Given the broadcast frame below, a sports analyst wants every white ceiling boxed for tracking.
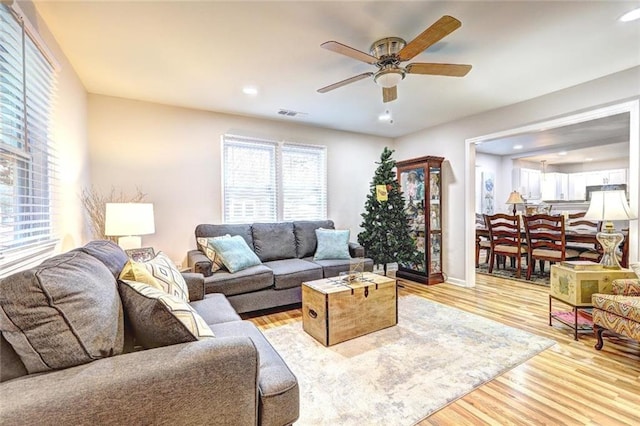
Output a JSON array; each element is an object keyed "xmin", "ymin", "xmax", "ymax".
[
  {"xmin": 476, "ymin": 113, "xmax": 631, "ymax": 165},
  {"xmin": 34, "ymin": 1, "xmax": 640, "ymax": 138}
]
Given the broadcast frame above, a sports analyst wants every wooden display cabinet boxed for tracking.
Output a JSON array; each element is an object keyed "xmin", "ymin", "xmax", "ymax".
[{"xmin": 395, "ymin": 156, "xmax": 444, "ymax": 285}]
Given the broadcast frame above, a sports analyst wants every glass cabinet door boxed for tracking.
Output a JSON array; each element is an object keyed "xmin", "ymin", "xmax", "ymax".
[
  {"xmin": 396, "ymin": 155, "xmax": 444, "ymax": 285},
  {"xmin": 399, "ymin": 167, "xmax": 426, "ymax": 272}
]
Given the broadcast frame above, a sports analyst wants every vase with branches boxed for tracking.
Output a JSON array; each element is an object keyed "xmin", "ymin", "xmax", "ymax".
[{"xmin": 80, "ymin": 187, "xmax": 146, "ymax": 240}]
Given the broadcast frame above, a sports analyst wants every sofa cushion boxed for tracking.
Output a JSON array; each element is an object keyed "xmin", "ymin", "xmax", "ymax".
[
  {"xmin": 293, "ymin": 220, "xmax": 334, "ymax": 258},
  {"xmin": 76, "ymin": 239, "xmax": 129, "ymax": 278},
  {"xmin": 119, "ymin": 280, "xmax": 214, "ymax": 349},
  {"xmin": 0, "ymin": 333, "xmax": 27, "ymax": 382},
  {"xmin": 211, "ymin": 235, "xmax": 262, "ymax": 273},
  {"xmin": 0, "ymin": 251, "xmax": 124, "ymax": 374},
  {"xmin": 120, "ymin": 252, "xmax": 190, "ymax": 302},
  {"xmin": 204, "ymin": 264, "xmax": 274, "ymax": 296},
  {"xmin": 209, "ymin": 320, "xmax": 299, "ymax": 426},
  {"xmin": 252, "ymin": 222, "xmax": 297, "ymax": 262},
  {"xmin": 197, "ymin": 237, "xmax": 226, "ymax": 272},
  {"xmin": 264, "ymin": 259, "xmax": 323, "ymax": 290},
  {"xmin": 190, "ymin": 293, "xmax": 242, "ymax": 325},
  {"xmin": 593, "ymin": 294, "xmax": 640, "ymax": 322},
  {"xmin": 196, "ymin": 223, "xmax": 254, "ymax": 249},
  {"xmin": 314, "ymin": 228, "xmax": 351, "ymax": 260},
  {"xmin": 310, "ymin": 257, "xmax": 375, "ymax": 278}
]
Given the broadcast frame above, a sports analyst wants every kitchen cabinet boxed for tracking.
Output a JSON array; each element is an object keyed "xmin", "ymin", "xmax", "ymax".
[
  {"xmin": 513, "ymin": 168, "xmax": 541, "ymax": 200},
  {"xmin": 541, "ymin": 172, "xmax": 569, "ymax": 200}
]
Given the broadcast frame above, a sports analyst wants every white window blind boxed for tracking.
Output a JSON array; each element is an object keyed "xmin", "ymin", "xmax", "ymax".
[
  {"xmin": 1, "ymin": 3, "xmax": 58, "ymax": 276},
  {"xmin": 222, "ymin": 135, "xmax": 327, "ymax": 223}
]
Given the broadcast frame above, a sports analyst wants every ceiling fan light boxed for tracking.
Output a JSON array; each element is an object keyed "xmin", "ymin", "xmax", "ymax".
[{"xmin": 374, "ymin": 69, "xmax": 405, "ymax": 88}]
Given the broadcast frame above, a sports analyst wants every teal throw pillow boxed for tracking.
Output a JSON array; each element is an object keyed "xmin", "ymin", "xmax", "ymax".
[
  {"xmin": 210, "ymin": 235, "xmax": 261, "ymax": 273},
  {"xmin": 314, "ymin": 229, "xmax": 350, "ymax": 260}
]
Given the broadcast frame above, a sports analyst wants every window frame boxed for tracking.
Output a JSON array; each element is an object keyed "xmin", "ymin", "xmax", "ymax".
[
  {"xmin": 221, "ymin": 134, "xmax": 327, "ymax": 224},
  {"xmin": 0, "ymin": 3, "xmax": 59, "ymax": 277}
]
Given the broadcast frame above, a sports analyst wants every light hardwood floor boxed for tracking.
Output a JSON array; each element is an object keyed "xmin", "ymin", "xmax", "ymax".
[{"xmin": 245, "ymin": 273, "xmax": 640, "ymax": 425}]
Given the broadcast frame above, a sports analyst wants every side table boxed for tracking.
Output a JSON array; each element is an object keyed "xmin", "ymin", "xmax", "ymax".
[{"xmin": 549, "ymin": 264, "xmax": 636, "ymax": 340}]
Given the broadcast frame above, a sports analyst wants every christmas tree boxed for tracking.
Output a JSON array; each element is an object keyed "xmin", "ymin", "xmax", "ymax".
[{"xmin": 358, "ymin": 147, "xmax": 420, "ymax": 274}]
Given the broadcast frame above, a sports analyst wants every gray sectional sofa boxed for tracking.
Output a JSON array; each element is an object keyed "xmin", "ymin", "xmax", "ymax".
[
  {"xmin": 0, "ymin": 240, "xmax": 298, "ymax": 426},
  {"xmin": 187, "ymin": 220, "xmax": 375, "ymax": 313}
]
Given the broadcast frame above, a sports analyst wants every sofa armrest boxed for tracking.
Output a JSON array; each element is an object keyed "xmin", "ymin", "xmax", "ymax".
[
  {"xmin": 188, "ymin": 249, "xmax": 212, "ymax": 277},
  {"xmin": 612, "ymin": 278, "xmax": 640, "ymax": 296},
  {"xmin": 348, "ymin": 242, "xmax": 365, "ymax": 258},
  {"xmin": 0, "ymin": 337, "xmax": 259, "ymax": 426},
  {"xmin": 182, "ymin": 272, "xmax": 205, "ymax": 301}
]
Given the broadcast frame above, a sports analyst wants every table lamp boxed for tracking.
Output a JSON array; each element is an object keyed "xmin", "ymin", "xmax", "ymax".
[
  {"xmin": 505, "ymin": 191, "xmax": 525, "ymax": 215},
  {"xmin": 104, "ymin": 203, "xmax": 155, "ymax": 249},
  {"xmin": 583, "ymin": 190, "xmax": 636, "ymax": 269}
]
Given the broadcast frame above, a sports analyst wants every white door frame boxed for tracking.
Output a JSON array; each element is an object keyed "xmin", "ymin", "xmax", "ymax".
[{"xmin": 465, "ymin": 100, "xmax": 639, "ymax": 287}]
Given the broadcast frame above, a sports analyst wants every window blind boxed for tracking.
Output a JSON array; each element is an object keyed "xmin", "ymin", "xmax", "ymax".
[
  {"xmin": 1, "ymin": 4, "xmax": 58, "ymax": 276},
  {"xmin": 281, "ymin": 143, "xmax": 327, "ymax": 220},
  {"xmin": 222, "ymin": 135, "xmax": 327, "ymax": 223}
]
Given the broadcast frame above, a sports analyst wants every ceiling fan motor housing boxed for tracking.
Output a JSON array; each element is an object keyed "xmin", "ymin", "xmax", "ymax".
[
  {"xmin": 370, "ymin": 37, "xmax": 407, "ymax": 88},
  {"xmin": 370, "ymin": 37, "xmax": 407, "ymax": 61}
]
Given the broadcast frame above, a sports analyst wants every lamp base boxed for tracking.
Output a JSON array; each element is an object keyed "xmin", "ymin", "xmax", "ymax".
[
  {"xmin": 595, "ymin": 225, "xmax": 623, "ymax": 269},
  {"xmin": 117, "ymin": 236, "xmax": 142, "ymax": 250}
]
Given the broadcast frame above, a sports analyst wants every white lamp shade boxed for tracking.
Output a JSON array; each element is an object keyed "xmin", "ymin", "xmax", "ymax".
[
  {"xmin": 104, "ymin": 203, "xmax": 155, "ymax": 236},
  {"xmin": 505, "ymin": 191, "xmax": 525, "ymax": 205},
  {"xmin": 583, "ymin": 190, "xmax": 637, "ymax": 221}
]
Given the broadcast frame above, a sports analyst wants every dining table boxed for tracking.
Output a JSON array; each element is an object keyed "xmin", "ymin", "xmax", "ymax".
[{"xmin": 475, "ymin": 226, "xmax": 630, "ymax": 268}]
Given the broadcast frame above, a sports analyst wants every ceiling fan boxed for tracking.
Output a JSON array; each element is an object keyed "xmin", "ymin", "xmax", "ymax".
[{"xmin": 317, "ymin": 15, "xmax": 472, "ymax": 103}]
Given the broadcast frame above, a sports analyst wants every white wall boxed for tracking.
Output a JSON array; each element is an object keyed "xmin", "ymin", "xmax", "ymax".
[
  {"xmin": 87, "ymin": 95, "xmax": 391, "ymax": 264},
  {"xmin": 24, "ymin": 1, "xmax": 90, "ymax": 252},
  {"xmin": 474, "ymin": 152, "xmax": 511, "ymax": 214},
  {"xmin": 394, "ymin": 66, "xmax": 640, "ymax": 285}
]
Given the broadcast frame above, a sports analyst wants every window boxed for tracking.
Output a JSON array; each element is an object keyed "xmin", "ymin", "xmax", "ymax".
[
  {"xmin": 222, "ymin": 135, "xmax": 327, "ymax": 223},
  {"xmin": 1, "ymin": 4, "xmax": 58, "ymax": 276}
]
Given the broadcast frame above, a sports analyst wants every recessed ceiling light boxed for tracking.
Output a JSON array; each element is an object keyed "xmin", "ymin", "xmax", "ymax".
[
  {"xmin": 242, "ymin": 86, "xmax": 258, "ymax": 96},
  {"xmin": 513, "ymin": 144, "xmax": 523, "ymax": 150},
  {"xmin": 620, "ymin": 7, "xmax": 640, "ymax": 22},
  {"xmin": 558, "ymin": 151, "xmax": 567, "ymax": 156},
  {"xmin": 378, "ymin": 110, "xmax": 392, "ymax": 121},
  {"xmin": 585, "ymin": 158, "xmax": 593, "ymax": 162}
]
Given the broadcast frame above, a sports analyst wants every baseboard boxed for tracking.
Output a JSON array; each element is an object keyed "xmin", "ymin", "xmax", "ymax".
[{"xmin": 446, "ymin": 276, "xmax": 473, "ymax": 287}]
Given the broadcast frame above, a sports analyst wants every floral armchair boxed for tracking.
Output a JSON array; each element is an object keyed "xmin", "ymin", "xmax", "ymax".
[{"xmin": 592, "ymin": 268, "xmax": 640, "ymax": 350}]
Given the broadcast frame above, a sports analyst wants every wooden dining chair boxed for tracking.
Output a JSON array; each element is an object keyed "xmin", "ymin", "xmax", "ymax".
[
  {"xmin": 523, "ymin": 214, "xmax": 581, "ymax": 280},
  {"xmin": 566, "ymin": 211, "xmax": 601, "ymax": 259},
  {"xmin": 475, "ymin": 213, "xmax": 491, "ymax": 267},
  {"xmin": 484, "ymin": 213, "xmax": 527, "ymax": 278}
]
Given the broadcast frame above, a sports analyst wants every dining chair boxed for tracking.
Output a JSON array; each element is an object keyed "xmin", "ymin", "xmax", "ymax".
[
  {"xmin": 484, "ymin": 213, "xmax": 527, "ymax": 278},
  {"xmin": 475, "ymin": 213, "xmax": 491, "ymax": 267},
  {"xmin": 523, "ymin": 214, "xmax": 581, "ymax": 280},
  {"xmin": 565, "ymin": 211, "xmax": 601, "ymax": 259}
]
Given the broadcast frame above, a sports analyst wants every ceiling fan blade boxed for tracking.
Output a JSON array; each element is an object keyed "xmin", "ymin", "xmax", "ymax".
[
  {"xmin": 398, "ymin": 15, "xmax": 462, "ymax": 61},
  {"xmin": 317, "ymin": 72, "xmax": 374, "ymax": 93},
  {"xmin": 382, "ymin": 86, "xmax": 397, "ymax": 103},
  {"xmin": 321, "ymin": 41, "xmax": 379, "ymax": 64},
  {"xmin": 406, "ymin": 63, "xmax": 472, "ymax": 77}
]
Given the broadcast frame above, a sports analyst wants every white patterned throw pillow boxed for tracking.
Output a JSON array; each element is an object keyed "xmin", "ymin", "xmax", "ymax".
[
  {"xmin": 197, "ymin": 236, "xmax": 227, "ymax": 272},
  {"xmin": 120, "ymin": 251, "xmax": 189, "ymax": 302},
  {"xmin": 118, "ymin": 280, "xmax": 214, "ymax": 349}
]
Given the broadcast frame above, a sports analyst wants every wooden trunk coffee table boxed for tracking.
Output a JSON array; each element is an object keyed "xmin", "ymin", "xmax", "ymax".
[{"xmin": 301, "ymin": 272, "xmax": 397, "ymax": 346}]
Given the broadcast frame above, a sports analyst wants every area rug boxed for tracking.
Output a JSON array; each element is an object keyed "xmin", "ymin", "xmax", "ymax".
[
  {"xmin": 262, "ymin": 295, "xmax": 555, "ymax": 425},
  {"xmin": 476, "ymin": 262, "xmax": 550, "ymax": 286}
]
